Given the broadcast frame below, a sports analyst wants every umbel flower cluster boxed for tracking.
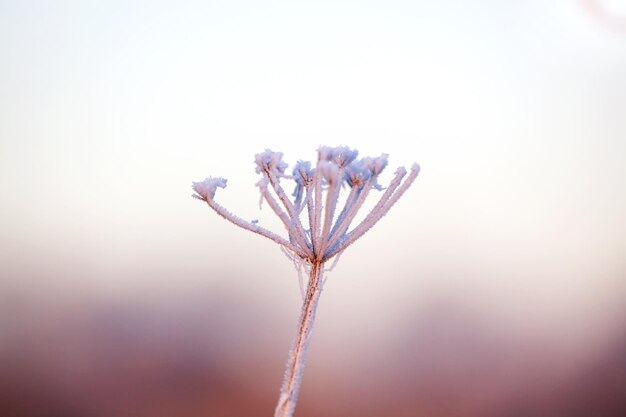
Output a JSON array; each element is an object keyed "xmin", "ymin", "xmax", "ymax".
[
  {"xmin": 192, "ymin": 146, "xmax": 419, "ymax": 263},
  {"xmin": 192, "ymin": 146, "xmax": 419, "ymax": 417}
]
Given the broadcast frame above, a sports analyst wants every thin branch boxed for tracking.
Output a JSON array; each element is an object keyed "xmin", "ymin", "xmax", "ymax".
[
  {"xmin": 325, "ymin": 163, "xmax": 419, "ymax": 260},
  {"xmin": 324, "ymin": 167, "xmax": 407, "ymax": 258},
  {"xmin": 280, "ymin": 246, "xmax": 308, "ymax": 300},
  {"xmin": 266, "ymin": 170, "xmax": 312, "ymax": 251},
  {"xmin": 328, "ymin": 185, "xmax": 359, "ymax": 238},
  {"xmin": 364, "ymin": 166, "xmax": 408, "ymax": 221},
  {"xmin": 310, "ymin": 167, "xmax": 323, "ymax": 257},
  {"xmin": 205, "ymin": 198, "xmax": 309, "ymax": 259},
  {"xmin": 318, "ymin": 168, "xmax": 343, "ymax": 258},
  {"xmin": 324, "ymin": 251, "xmax": 342, "ymax": 273},
  {"xmin": 304, "ymin": 180, "xmax": 316, "ymax": 248},
  {"xmin": 258, "ymin": 179, "xmax": 312, "ymax": 257},
  {"xmin": 296, "ymin": 180, "xmax": 313, "ymax": 217},
  {"xmin": 322, "ymin": 252, "xmax": 341, "ymax": 286},
  {"xmin": 322, "ymin": 179, "xmax": 374, "ymax": 256},
  {"xmin": 357, "ymin": 163, "xmax": 419, "ymax": 236}
]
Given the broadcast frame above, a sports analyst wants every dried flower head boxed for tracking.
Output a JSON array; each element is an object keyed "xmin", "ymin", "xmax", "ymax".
[
  {"xmin": 192, "ymin": 145, "xmax": 420, "ymax": 417},
  {"xmin": 255, "ymin": 149, "xmax": 288, "ymax": 176},
  {"xmin": 191, "ymin": 177, "xmax": 227, "ymax": 201}
]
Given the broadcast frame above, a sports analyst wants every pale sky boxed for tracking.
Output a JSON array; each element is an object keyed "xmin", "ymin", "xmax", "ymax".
[{"xmin": 1, "ymin": 1, "xmax": 625, "ymax": 345}]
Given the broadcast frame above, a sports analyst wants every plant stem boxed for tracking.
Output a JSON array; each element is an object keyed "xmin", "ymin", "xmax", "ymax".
[{"xmin": 274, "ymin": 261, "xmax": 325, "ymax": 417}]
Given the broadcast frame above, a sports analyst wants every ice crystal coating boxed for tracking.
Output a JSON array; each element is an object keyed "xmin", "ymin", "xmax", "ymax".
[
  {"xmin": 317, "ymin": 160, "xmax": 340, "ymax": 184},
  {"xmin": 344, "ymin": 159, "xmax": 372, "ymax": 188},
  {"xmin": 362, "ymin": 154, "xmax": 389, "ymax": 190},
  {"xmin": 191, "ymin": 177, "xmax": 227, "ymax": 201},
  {"xmin": 365, "ymin": 153, "xmax": 389, "ymax": 175},
  {"xmin": 318, "ymin": 145, "xmax": 359, "ymax": 168},
  {"xmin": 292, "ymin": 160, "xmax": 313, "ymax": 206},
  {"xmin": 193, "ymin": 146, "xmax": 419, "ymax": 262},
  {"xmin": 293, "ymin": 160, "xmax": 313, "ymax": 184},
  {"xmin": 255, "ymin": 149, "xmax": 288, "ymax": 176}
]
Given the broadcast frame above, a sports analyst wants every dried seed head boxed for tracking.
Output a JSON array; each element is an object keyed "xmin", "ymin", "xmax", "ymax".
[
  {"xmin": 293, "ymin": 160, "xmax": 313, "ymax": 185},
  {"xmin": 292, "ymin": 160, "xmax": 313, "ymax": 204},
  {"xmin": 344, "ymin": 160, "xmax": 371, "ymax": 188},
  {"xmin": 192, "ymin": 177, "xmax": 227, "ymax": 201},
  {"xmin": 318, "ymin": 146, "xmax": 359, "ymax": 168},
  {"xmin": 255, "ymin": 150, "xmax": 288, "ymax": 176},
  {"xmin": 193, "ymin": 146, "xmax": 419, "ymax": 263},
  {"xmin": 363, "ymin": 153, "xmax": 389, "ymax": 176},
  {"xmin": 317, "ymin": 160, "xmax": 340, "ymax": 185},
  {"xmin": 361, "ymin": 154, "xmax": 389, "ymax": 190}
]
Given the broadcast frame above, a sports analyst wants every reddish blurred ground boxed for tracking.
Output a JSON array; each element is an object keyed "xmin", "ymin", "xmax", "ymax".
[{"xmin": 1, "ymin": 282, "xmax": 625, "ymax": 417}]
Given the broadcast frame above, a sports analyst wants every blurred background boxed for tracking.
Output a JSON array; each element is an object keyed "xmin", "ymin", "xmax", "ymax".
[{"xmin": 1, "ymin": 1, "xmax": 625, "ymax": 416}]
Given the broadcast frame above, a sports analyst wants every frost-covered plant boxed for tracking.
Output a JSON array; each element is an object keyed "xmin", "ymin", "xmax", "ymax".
[{"xmin": 192, "ymin": 146, "xmax": 420, "ymax": 417}]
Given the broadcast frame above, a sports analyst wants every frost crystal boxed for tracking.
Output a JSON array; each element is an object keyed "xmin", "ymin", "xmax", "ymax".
[
  {"xmin": 191, "ymin": 177, "xmax": 227, "ymax": 201},
  {"xmin": 318, "ymin": 145, "xmax": 359, "ymax": 167},
  {"xmin": 255, "ymin": 150, "xmax": 288, "ymax": 176}
]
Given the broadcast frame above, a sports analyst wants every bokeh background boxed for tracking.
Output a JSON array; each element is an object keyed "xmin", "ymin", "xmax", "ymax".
[{"xmin": 1, "ymin": 1, "xmax": 626, "ymax": 416}]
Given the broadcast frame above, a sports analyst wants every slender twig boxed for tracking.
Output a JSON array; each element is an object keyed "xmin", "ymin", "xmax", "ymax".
[
  {"xmin": 325, "ymin": 163, "xmax": 420, "ymax": 260},
  {"xmin": 318, "ymin": 167, "xmax": 343, "ymax": 257},
  {"xmin": 258, "ymin": 179, "xmax": 312, "ymax": 256},
  {"xmin": 323, "ymin": 179, "xmax": 373, "ymax": 253},
  {"xmin": 265, "ymin": 169, "xmax": 312, "ymax": 251},
  {"xmin": 329, "ymin": 185, "xmax": 359, "ymax": 238},
  {"xmin": 205, "ymin": 198, "xmax": 309, "ymax": 259},
  {"xmin": 310, "ymin": 166, "xmax": 323, "ymax": 256}
]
